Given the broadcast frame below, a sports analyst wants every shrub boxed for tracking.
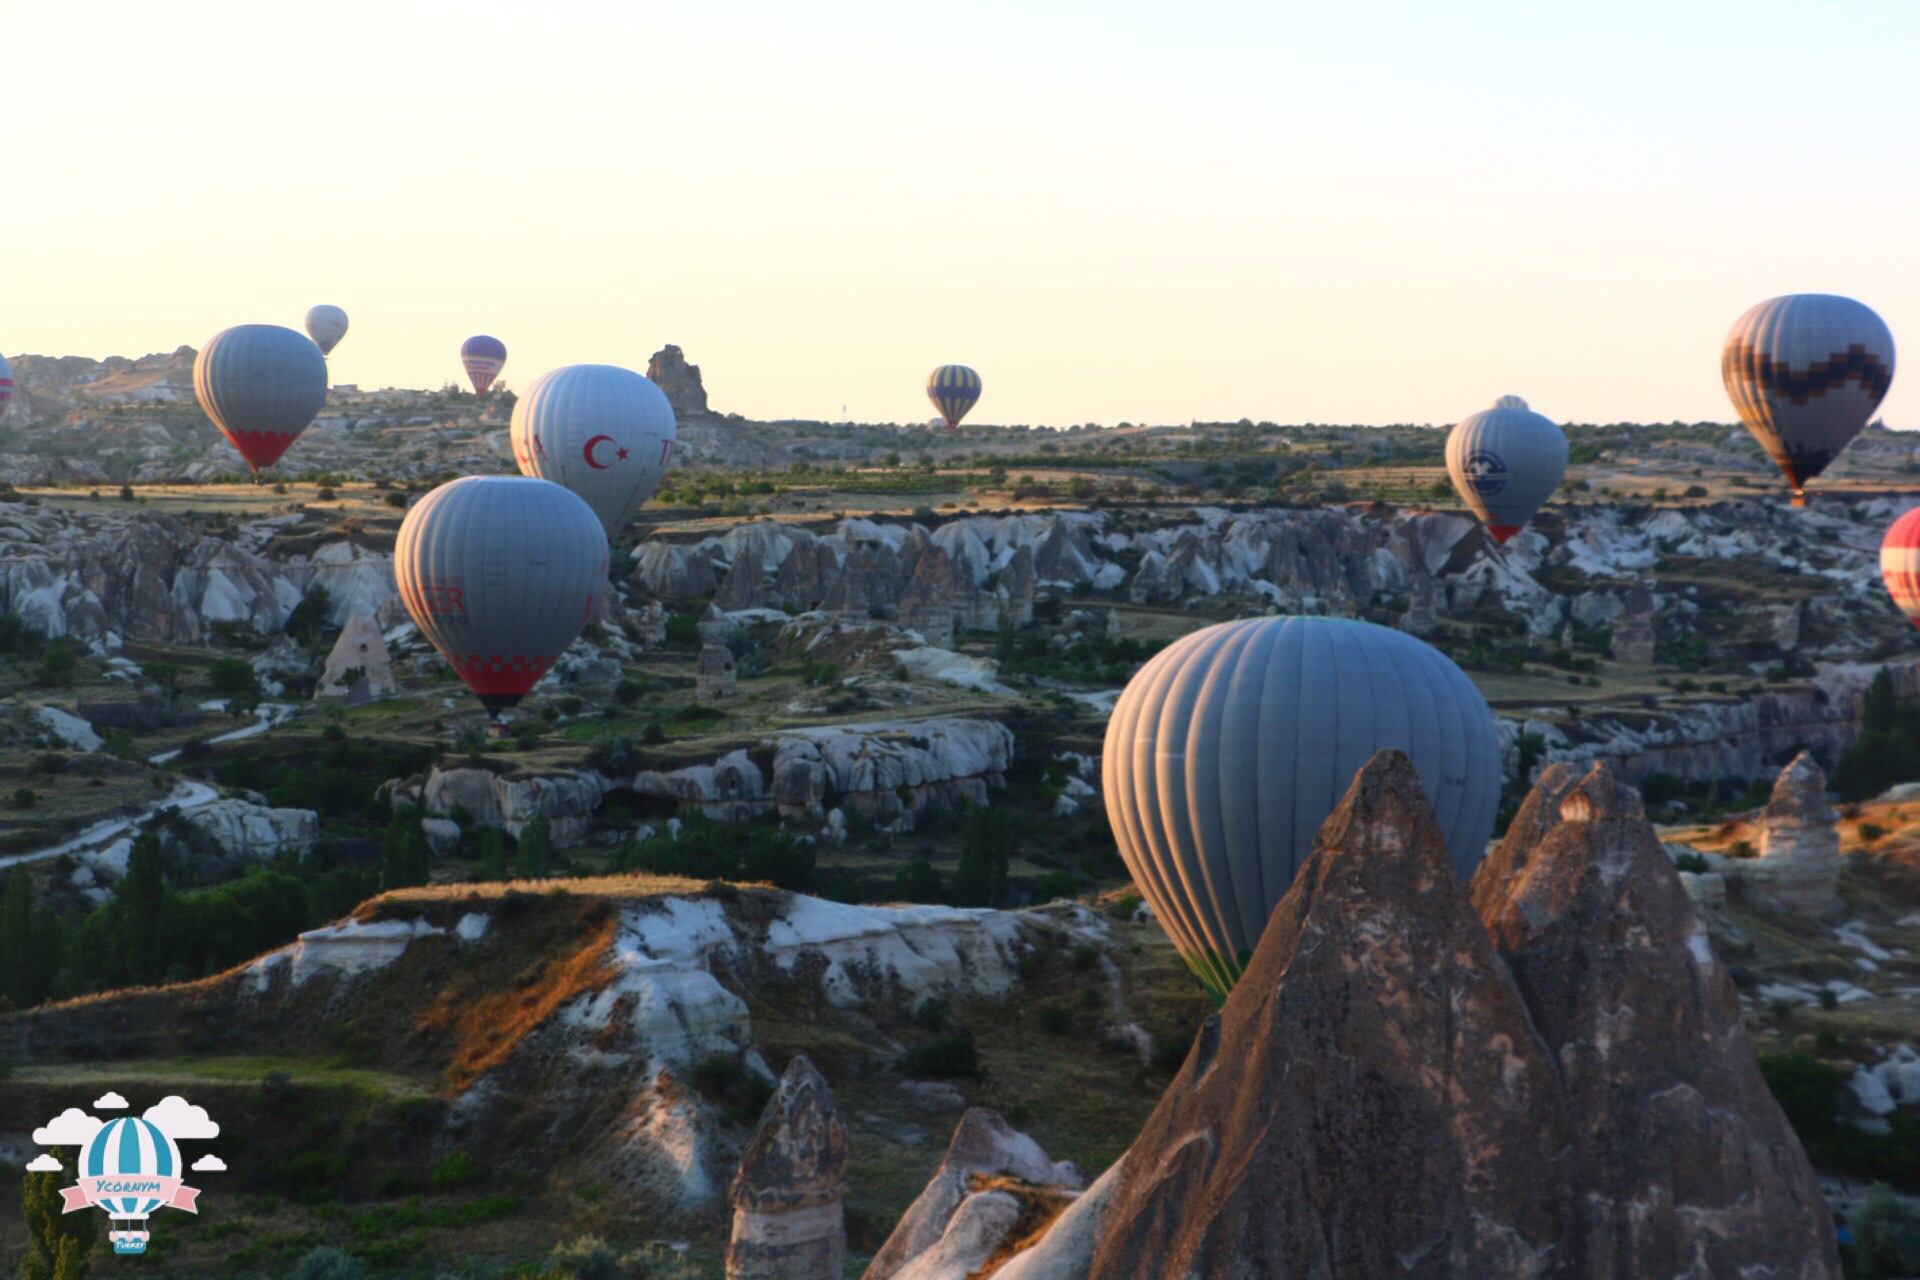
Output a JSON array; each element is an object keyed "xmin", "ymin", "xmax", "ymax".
[
  {"xmin": 290, "ymin": 1247, "xmax": 368, "ymax": 1280},
  {"xmin": 893, "ymin": 857, "xmax": 943, "ymax": 903},
  {"xmin": 1819, "ymin": 988, "xmax": 1840, "ymax": 1010},
  {"xmin": 641, "ymin": 720, "xmax": 666, "ymax": 745},
  {"xmin": 614, "ymin": 677, "xmax": 644, "ymax": 705},
  {"xmin": 546, "ymin": 1235, "xmax": 624, "ymax": 1280},
  {"xmin": 1672, "ymin": 850, "xmax": 1709, "ymax": 875},
  {"xmin": 118, "ymin": 483, "xmax": 136, "ymax": 502},
  {"xmin": 1109, "ymin": 892, "xmax": 1142, "ymax": 921},
  {"xmin": 430, "ymin": 1150, "xmax": 480, "ymax": 1189},
  {"xmin": 1849, "ymin": 1184, "xmax": 1920, "ymax": 1278},
  {"xmin": 1861, "ymin": 822, "xmax": 1888, "ymax": 843},
  {"xmin": 1758, "ymin": 1051, "xmax": 1845, "ymax": 1145},
  {"xmin": 12, "ymin": 788, "xmax": 36, "ymax": 810},
  {"xmin": 1037, "ymin": 1002, "xmax": 1071, "ymax": 1034},
  {"xmin": 900, "ymin": 1030, "xmax": 979, "ymax": 1078},
  {"xmin": 383, "ymin": 491, "xmax": 408, "ymax": 509}
]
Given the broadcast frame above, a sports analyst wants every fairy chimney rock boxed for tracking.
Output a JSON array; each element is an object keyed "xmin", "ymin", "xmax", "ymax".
[
  {"xmin": 726, "ymin": 1055, "xmax": 849, "ymax": 1280},
  {"xmin": 1744, "ymin": 751, "xmax": 1842, "ymax": 914},
  {"xmin": 698, "ymin": 643, "xmax": 738, "ymax": 697}
]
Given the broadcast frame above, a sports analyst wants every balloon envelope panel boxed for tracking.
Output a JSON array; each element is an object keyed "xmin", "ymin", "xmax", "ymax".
[
  {"xmin": 193, "ymin": 325, "xmax": 330, "ymax": 473},
  {"xmin": 1883, "ymin": 508, "xmax": 1920, "ymax": 628},
  {"xmin": 304, "ymin": 305, "xmax": 349, "ymax": 355},
  {"xmin": 509, "ymin": 364, "xmax": 677, "ymax": 539},
  {"xmin": 1102, "ymin": 616, "xmax": 1501, "ymax": 999},
  {"xmin": 461, "ymin": 335, "xmax": 508, "ymax": 395},
  {"xmin": 926, "ymin": 364, "xmax": 982, "ymax": 427},
  {"xmin": 1445, "ymin": 399, "xmax": 1568, "ymax": 542},
  {"xmin": 395, "ymin": 477, "xmax": 608, "ymax": 711},
  {"xmin": 84, "ymin": 1117, "xmax": 179, "ymax": 1220},
  {"xmin": 0, "ymin": 352, "xmax": 12, "ymax": 413},
  {"xmin": 1722, "ymin": 294, "xmax": 1895, "ymax": 498}
]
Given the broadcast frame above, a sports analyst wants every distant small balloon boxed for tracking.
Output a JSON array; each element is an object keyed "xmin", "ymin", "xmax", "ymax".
[
  {"xmin": 304, "ymin": 305, "xmax": 349, "ymax": 356},
  {"xmin": 461, "ymin": 335, "xmax": 507, "ymax": 396},
  {"xmin": 1882, "ymin": 508, "xmax": 1920, "ymax": 629},
  {"xmin": 1722, "ymin": 294, "xmax": 1895, "ymax": 507},
  {"xmin": 1444, "ymin": 396, "xmax": 1568, "ymax": 544},
  {"xmin": 193, "ymin": 325, "xmax": 329, "ymax": 477},
  {"xmin": 0, "ymin": 352, "xmax": 13, "ymax": 416},
  {"xmin": 927, "ymin": 365, "xmax": 981, "ymax": 429}
]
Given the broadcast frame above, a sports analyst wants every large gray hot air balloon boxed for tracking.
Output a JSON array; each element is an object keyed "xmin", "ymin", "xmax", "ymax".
[
  {"xmin": 1444, "ymin": 396, "xmax": 1568, "ymax": 544},
  {"xmin": 395, "ymin": 477, "xmax": 608, "ymax": 719},
  {"xmin": 304, "ymin": 305, "xmax": 349, "ymax": 356},
  {"xmin": 192, "ymin": 325, "xmax": 330, "ymax": 477},
  {"xmin": 510, "ymin": 364, "xmax": 677, "ymax": 541},
  {"xmin": 1103, "ymin": 616, "xmax": 1501, "ymax": 1001},
  {"xmin": 1722, "ymin": 293, "xmax": 1895, "ymax": 507}
]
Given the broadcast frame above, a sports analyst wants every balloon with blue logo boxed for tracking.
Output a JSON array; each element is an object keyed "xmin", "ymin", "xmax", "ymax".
[
  {"xmin": 85, "ymin": 1117, "xmax": 181, "ymax": 1222},
  {"xmin": 1444, "ymin": 395, "xmax": 1567, "ymax": 545}
]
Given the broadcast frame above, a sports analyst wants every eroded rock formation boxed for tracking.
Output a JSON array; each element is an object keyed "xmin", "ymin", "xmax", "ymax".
[
  {"xmin": 727, "ymin": 1055, "xmax": 849, "ymax": 1280},
  {"xmin": 914, "ymin": 752, "xmax": 1838, "ymax": 1279},
  {"xmin": 647, "ymin": 344, "xmax": 711, "ymax": 416}
]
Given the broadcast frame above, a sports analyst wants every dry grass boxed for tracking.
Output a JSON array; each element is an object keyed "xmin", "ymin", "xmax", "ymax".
[
  {"xmin": 966, "ymin": 1173, "xmax": 1078, "ymax": 1278},
  {"xmin": 417, "ymin": 906, "xmax": 622, "ymax": 1089},
  {"xmin": 360, "ymin": 872, "xmax": 713, "ymax": 910}
]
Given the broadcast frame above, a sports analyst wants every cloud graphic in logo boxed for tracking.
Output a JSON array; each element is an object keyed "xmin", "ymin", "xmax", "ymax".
[
  {"xmin": 190, "ymin": 1155, "xmax": 227, "ymax": 1172},
  {"xmin": 33, "ymin": 1109, "xmax": 103, "ymax": 1146},
  {"xmin": 26, "ymin": 1154, "xmax": 63, "ymax": 1172},
  {"xmin": 144, "ymin": 1095, "xmax": 219, "ymax": 1140},
  {"xmin": 92, "ymin": 1092, "xmax": 129, "ymax": 1110}
]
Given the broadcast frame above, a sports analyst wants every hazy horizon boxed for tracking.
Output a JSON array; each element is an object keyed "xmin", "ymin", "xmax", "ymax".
[{"xmin": 11, "ymin": 0, "xmax": 1918, "ymax": 429}]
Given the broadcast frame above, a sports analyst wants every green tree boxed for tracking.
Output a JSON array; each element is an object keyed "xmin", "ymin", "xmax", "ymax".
[
  {"xmin": 1837, "ymin": 668, "xmax": 1920, "ymax": 802},
  {"xmin": 1, "ymin": 869, "xmax": 31, "ymax": 1008},
  {"xmin": 380, "ymin": 814, "xmax": 432, "ymax": 890},
  {"xmin": 952, "ymin": 806, "xmax": 1012, "ymax": 907},
  {"xmin": 515, "ymin": 813, "xmax": 555, "ymax": 879},
  {"xmin": 22, "ymin": 1149, "xmax": 98, "ymax": 1280},
  {"xmin": 893, "ymin": 857, "xmax": 943, "ymax": 903},
  {"xmin": 37, "ymin": 640, "xmax": 77, "ymax": 688},
  {"xmin": 475, "ymin": 828, "xmax": 508, "ymax": 881},
  {"xmin": 121, "ymin": 834, "xmax": 167, "ymax": 985},
  {"xmin": 283, "ymin": 583, "xmax": 333, "ymax": 647}
]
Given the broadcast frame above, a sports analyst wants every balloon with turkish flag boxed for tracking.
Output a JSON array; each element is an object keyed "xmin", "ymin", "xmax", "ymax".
[{"xmin": 508, "ymin": 364, "xmax": 677, "ymax": 540}]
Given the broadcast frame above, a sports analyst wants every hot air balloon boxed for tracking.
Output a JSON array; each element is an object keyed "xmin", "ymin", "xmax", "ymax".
[
  {"xmin": 509, "ymin": 364, "xmax": 677, "ymax": 540},
  {"xmin": 927, "ymin": 365, "xmax": 981, "ymax": 429},
  {"xmin": 461, "ymin": 335, "xmax": 507, "ymax": 396},
  {"xmin": 0, "ymin": 352, "xmax": 13, "ymax": 416},
  {"xmin": 1444, "ymin": 396, "xmax": 1568, "ymax": 544},
  {"xmin": 304, "ymin": 305, "xmax": 349, "ymax": 356},
  {"xmin": 193, "ymin": 325, "xmax": 329, "ymax": 478},
  {"xmin": 1882, "ymin": 508, "xmax": 1920, "ymax": 629},
  {"xmin": 84, "ymin": 1116, "xmax": 182, "ymax": 1252},
  {"xmin": 395, "ymin": 477, "xmax": 608, "ymax": 719},
  {"xmin": 1722, "ymin": 294, "xmax": 1895, "ymax": 507},
  {"xmin": 1103, "ymin": 616, "xmax": 1501, "ymax": 1001}
]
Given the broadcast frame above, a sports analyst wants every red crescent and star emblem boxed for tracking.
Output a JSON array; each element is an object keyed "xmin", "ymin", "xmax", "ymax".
[{"xmin": 584, "ymin": 434, "xmax": 618, "ymax": 470}]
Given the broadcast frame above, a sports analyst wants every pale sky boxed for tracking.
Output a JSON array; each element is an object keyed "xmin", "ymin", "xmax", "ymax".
[{"xmin": 8, "ymin": 0, "xmax": 1918, "ymax": 428}]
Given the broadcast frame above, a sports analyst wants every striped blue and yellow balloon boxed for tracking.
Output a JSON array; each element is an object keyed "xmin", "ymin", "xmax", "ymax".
[
  {"xmin": 926, "ymin": 365, "xmax": 982, "ymax": 429},
  {"xmin": 85, "ymin": 1117, "xmax": 181, "ymax": 1220}
]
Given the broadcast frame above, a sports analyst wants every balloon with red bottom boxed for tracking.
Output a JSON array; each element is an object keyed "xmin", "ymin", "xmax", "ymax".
[{"xmin": 395, "ymin": 477, "xmax": 608, "ymax": 721}]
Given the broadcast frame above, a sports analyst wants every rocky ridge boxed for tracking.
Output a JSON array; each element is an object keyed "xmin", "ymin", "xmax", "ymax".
[{"xmin": 887, "ymin": 752, "xmax": 1838, "ymax": 1279}]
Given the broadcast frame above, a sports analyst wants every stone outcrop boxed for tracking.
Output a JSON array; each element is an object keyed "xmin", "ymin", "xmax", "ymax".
[
  {"xmin": 769, "ymin": 720, "xmax": 1015, "ymax": 826},
  {"xmin": 1472, "ymin": 761, "xmax": 1838, "ymax": 1277},
  {"xmin": 404, "ymin": 767, "xmax": 609, "ymax": 844},
  {"xmin": 1736, "ymin": 751, "xmax": 1843, "ymax": 914},
  {"xmin": 863, "ymin": 1109, "xmax": 1081, "ymax": 1280},
  {"xmin": 727, "ymin": 1055, "xmax": 848, "ymax": 1280},
  {"xmin": 1610, "ymin": 585, "xmax": 1656, "ymax": 664},
  {"xmin": 944, "ymin": 753, "xmax": 1837, "ymax": 1279},
  {"xmin": 178, "ymin": 800, "xmax": 320, "ymax": 862},
  {"xmin": 647, "ymin": 344, "xmax": 710, "ymax": 416}
]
